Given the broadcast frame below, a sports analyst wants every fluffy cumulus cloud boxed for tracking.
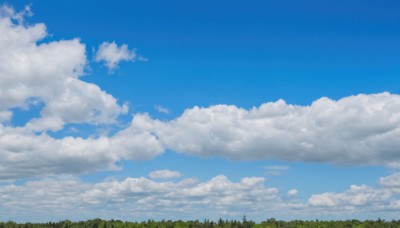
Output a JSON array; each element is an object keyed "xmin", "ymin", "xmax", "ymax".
[
  {"xmin": 130, "ymin": 92, "xmax": 400, "ymax": 166},
  {"xmin": 380, "ymin": 173, "xmax": 400, "ymax": 188},
  {"xmin": 2, "ymin": 172, "xmax": 400, "ymax": 222},
  {"xmin": 0, "ymin": 5, "xmax": 162, "ymax": 181},
  {"xmin": 149, "ymin": 169, "xmax": 181, "ymax": 179},
  {"xmin": 0, "ymin": 124, "xmax": 164, "ymax": 181},
  {"xmin": 95, "ymin": 41, "xmax": 144, "ymax": 72},
  {"xmin": 307, "ymin": 172, "xmax": 400, "ymax": 217},
  {"xmin": 0, "ymin": 5, "xmax": 127, "ymax": 131},
  {"xmin": 0, "ymin": 174, "xmax": 284, "ymax": 222}
]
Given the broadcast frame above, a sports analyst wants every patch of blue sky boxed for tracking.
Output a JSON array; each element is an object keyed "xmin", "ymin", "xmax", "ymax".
[{"xmin": 9, "ymin": 98, "xmax": 44, "ymax": 127}]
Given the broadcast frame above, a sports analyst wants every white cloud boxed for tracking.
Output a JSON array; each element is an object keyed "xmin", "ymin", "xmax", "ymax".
[
  {"xmin": 0, "ymin": 110, "xmax": 12, "ymax": 123},
  {"xmin": 149, "ymin": 169, "xmax": 181, "ymax": 179},
  {"xmin": 3, "ymin": 172, "xmax": 400, "ymax": 222},
  {"xmin": 288, "ymin": 189, "xmax": 298, "ymax": 196},
  {"xmin": 95, "ymin": 41, "xmax": 144, "ymax": 72},
  {"xmin": 0, "ymin": 5, "xmax": 163, "ymax": 181},
  {"xmin": 307, "ymin": 172, "xmax": 400, "ymax": 216},
  {"xmin": 380, "ymin": 173, "xmax": 400, "ymax": 188},
  {"xmin": 131, "ymin": 92, "xmax": 400, "ymax": 166},
  {"xmin": 155, "ymin": 104, "xmax": 170, "ymax": 114},
  {"xmin": 0, "ymin": 5, "xmax": 127, "ymax": 131},
  {"xmin": 0, "ymin": 4, "xmax": 32, "ymax": 24},
  {"xmin": 0, "ymin": 124, "xmax": 164, "ymax": 181},
  {"xmin": 0, "ymin": 5, "xmax": 164, "ymax": 181},
  {"xmin": 0, "ymin": 175, "xmax": 283, "ymax": 222}
]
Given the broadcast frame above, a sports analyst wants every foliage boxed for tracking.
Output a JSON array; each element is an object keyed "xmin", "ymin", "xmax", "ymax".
[{"xmin": 0, "ymin": 218, "xmax": 399, "ymax": 228}]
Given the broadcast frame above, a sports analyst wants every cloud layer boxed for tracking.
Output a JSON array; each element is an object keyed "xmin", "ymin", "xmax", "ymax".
[
  {"xmin": 0, "ymin": 174, "xmax": 282, "ymax": 222},
  {"xmin": 0, "ymin": 124, "xmax": 164, "ymax": 180},
  {"xmin": 132, "ymin": 92, "xmax": 400, "ymax": 166},
  {"xmin": 308, "ymin": 172, "xmax": 400, "ymax": 216},
  {"xmin": 2, "ymin": 172, "xmax": 400, "ymax": 222}
]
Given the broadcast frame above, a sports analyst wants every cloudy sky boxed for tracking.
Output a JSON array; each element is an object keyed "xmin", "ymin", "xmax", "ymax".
[{"xmin": 1, "ymin": 0, "xmax": 400, "ymax": 223}]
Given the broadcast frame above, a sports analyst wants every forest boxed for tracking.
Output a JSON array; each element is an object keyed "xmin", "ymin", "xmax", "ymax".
[{"xmin": 1, "ymin": 218, "xmax": 399, "ymax": 228}]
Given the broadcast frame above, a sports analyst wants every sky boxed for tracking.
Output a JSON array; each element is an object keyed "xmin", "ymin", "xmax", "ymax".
[{"xmin": 1, "ymin": 0, "xmax": 400, "ymax": 223}]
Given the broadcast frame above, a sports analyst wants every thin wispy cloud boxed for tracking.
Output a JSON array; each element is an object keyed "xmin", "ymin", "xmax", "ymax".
[
  {"xmin": 148, "ymin": 169, "xmax": 181, "ymax": 179},
  {"xmin": 155, "ymin": 104, "xmax": 170, "ymax": 114},
  {"xmin": 264, "ymin": 166, "xmax": 290, "ymax": 176}
]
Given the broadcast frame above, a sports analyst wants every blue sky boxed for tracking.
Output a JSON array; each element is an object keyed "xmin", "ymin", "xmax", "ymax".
[{"xmin": 1, "ymin": 0, "xmax": 400, "ymax": 222}]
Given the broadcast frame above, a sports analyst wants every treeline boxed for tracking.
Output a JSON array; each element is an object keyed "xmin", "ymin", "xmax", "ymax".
[{"xmin": 1, "ymin": 218, "xmax": 400, "ymax": 228}]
